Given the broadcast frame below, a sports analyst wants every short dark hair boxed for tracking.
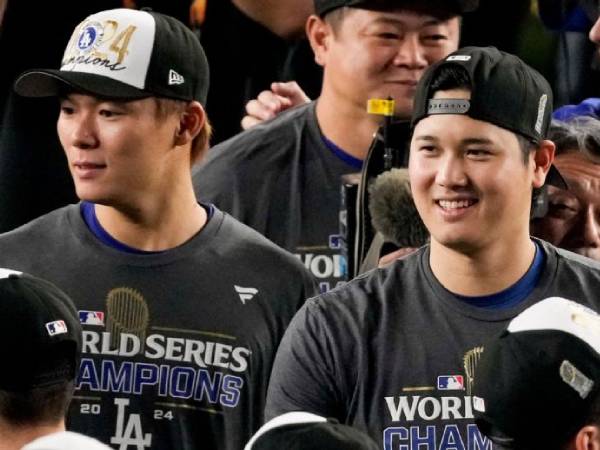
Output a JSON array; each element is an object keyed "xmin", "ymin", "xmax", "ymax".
[
  {"xmin": 558, "ymin": 389, "xmax": 600, "ymax": 450},
  {"xmin": 0, "ymin": 381, "xmax": 74, "ymax": 427},
  {"xmin": 549, "ymin": 117, "xmax": 600, "ymax": 163},
  {"xmin": 428, "ymin": 63, "xmax": 537, "ymax": 165}
]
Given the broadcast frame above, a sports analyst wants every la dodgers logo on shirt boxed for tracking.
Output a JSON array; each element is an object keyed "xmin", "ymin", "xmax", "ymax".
[
  {"xmin": 46, "ymin": 320, "xmax": 68, "ymax": 336},
  {"xmin": 437, "ymin": 375, "xmax": 465, "ymax": 390}
]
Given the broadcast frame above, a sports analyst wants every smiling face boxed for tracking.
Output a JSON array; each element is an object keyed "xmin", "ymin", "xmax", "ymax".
[
  {"xmin": 531, "ymin": 151, "xmax": 600, "ymax": 260},
  {"xmin": 314, "ymin": 8, "xmax": 460, "ymax": 118},
  {"xmin": 57, "ymin": 93, "xmax": 182, "ymax": 208},
  {"xmin": 409, "ymin": 89, "xmax": 544, "ymax": 254}
]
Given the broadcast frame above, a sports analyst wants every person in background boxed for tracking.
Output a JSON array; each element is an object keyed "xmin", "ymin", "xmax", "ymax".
[
  {"xmin": 473, "ymin": 296, "xmax": 600, "ymax": 450},
  {"xmin": 531, "ymin": 116, "xmax": 600, "ymax": 260},
  {"xmin": 0, "ymin": 269, "xmax": 82, "ymax": 450}
]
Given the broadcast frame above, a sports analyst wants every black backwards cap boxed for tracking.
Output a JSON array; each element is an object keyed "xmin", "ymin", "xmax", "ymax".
[
  {"xmin": 314, "ymin": 0, "xmax": 479, "ymax": 17},
  {"xmin": 244, "ymin": 412, "xmax": 379, "ymax": 450},
  {"xmin": 14, "ymin": 8, "xmax": 209, "ymax": 105},
  {"xmin": 473, "ymin": 297, "xmax": 600, "ymax": 450},
  {"xmin": 0, "ymin": 269, "xmax": 82, "ymax": 392},
  {"xmin": 411, "ymin": 46, "xmax": 567, "ymax": 188}
]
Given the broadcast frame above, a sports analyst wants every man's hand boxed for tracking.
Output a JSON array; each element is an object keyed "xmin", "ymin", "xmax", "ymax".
[{"xmin": 241, "ymin": 81, "xmax": 311, "ymax": 129}]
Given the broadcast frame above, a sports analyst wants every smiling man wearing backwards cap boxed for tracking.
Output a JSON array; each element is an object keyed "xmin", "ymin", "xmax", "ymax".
[
  {"xmin": 266, "ymin": 46, "xmax": 600, "ymax": 448},
  {"xmin": 0, "ymin": 8, "xmax": 316, "ymax": 450},
  {"xmin": 473, "ymin": 297, "xmax": 600, "ymax": 450}
]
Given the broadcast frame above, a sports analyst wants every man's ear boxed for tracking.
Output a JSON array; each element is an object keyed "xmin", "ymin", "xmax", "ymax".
[
  {"xmin": 174, "ymin": 101, "xmax": 205, "ymax": 147},
  {"xmin": 573, "ymin": 425, "xmax": 600, "ymax": 450},
  {"xmin": 306, "ymin": 14, "xmax": 333, "ymax": 67},
  {"xmin": 532, "ymin": 139, "xmax": 556, "ymax": 189}
]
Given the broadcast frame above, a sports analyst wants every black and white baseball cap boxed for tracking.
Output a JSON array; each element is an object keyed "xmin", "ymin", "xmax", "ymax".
[
  {"xmin": 314, "ymin": 0, "xmax": 479, "ymax": 17},
  {"xmin": 411, "ymin": 46, "xmax": 566, "ymax": 188},
  {"xmin": 14, "ymin": 8, "xmax": 209, "ymax": 105},
  {"xmin": 473, "ymin": 297, "xmax": 600, "ymax": 450},
  {"xmin": 0, "ymin": 269, "xmax": 82, "ymax": 392},
  {"xmin": 244, "ymin": 412, "xmax": 379, "ymax": 450}
]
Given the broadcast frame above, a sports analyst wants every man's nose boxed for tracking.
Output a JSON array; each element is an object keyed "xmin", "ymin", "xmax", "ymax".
[
  {"xmin": 393, "ymin": 34, "xmax": 428, "ymax": 70},
  {"xmin": 70, "ymin": 113, "xmax": 99, "ymax": 149},
  {"xmin": 435, "ymin": 154, "xmax": 468, "ymax": 188}
]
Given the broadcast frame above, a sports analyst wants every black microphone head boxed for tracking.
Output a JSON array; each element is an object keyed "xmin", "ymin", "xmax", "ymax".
[{"xmin": 368, "ymin": 168, "xmax": 429, "ymax": 248}]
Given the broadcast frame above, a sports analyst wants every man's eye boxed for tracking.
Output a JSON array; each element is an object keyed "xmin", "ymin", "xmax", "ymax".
[
  {"xmin": 100, "ymin": 109, "xmax": 120, "ymax": 117},
  {"xmin": 378, "ymin": 32, "xmax": 399, "ymax": 39},
  {"xmin": 466, "ymin": 149, "xmax": 490, "ymax": 157},
  {"xmin": 423, "ymin": 34, "xmax": 447, "ymax": 41},
  {"xmin": 60, "ymin": 105, "xmax": 75, "ymax": 115},
  {"xmin": 548, "ymin": 200, "xmax": 579, "ymax": 218}
]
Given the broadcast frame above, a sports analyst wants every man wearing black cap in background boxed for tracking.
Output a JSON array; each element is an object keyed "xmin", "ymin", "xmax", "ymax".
[
  {"xmin": 473, "ymin": 296, "xmax": 600, "ymax": 450},
  {"xmin": 0, "ymin": 8, "xmax": 316, "ymax": 450},
  {"xmin": 0, "ymin": 268, "xmax": 81, "ymax": 448},
  {"xmin": 266, "ymin": 46, "xmax": 600, "ymax": 449},
  {"xmin": 193, "ymin": 0, "xmax": 476, "ymax": 293}
]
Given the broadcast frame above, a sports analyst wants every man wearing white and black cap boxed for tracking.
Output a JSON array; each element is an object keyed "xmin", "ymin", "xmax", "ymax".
[
  {"xmin": 193, "ymin": 0, "xmax": 476, "ymax": 293},
  {"xmin": 0, "ymin": 8, "xmax": 316, "ymax": 450},
  {"xmin": 266, "ymin": 46, "xmax": 600, "ymax": 448},
  {"xmin": 473, "ymin": 297, "xmax": 600, "ymax": 450}
]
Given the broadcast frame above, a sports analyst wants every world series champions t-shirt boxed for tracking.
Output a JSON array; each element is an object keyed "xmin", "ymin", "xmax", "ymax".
[
  {"xmin": 266, "ymin": 240, "xmax": 600, "ymax": 450},
  {"xmin": 0, "ymin": 204, "xmax": 317, "ymax": 450},
  {"xmin": 194, "ymin": 102, "xmax": 360, "ymax": 293}
]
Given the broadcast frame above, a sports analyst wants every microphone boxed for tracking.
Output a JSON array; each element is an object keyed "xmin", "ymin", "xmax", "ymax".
[{"xmin": 368, "ymin": 168, "xmax": 429, "ymax": 250}]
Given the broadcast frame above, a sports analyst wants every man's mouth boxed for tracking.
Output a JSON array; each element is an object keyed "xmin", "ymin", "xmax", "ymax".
[{"xmin": 437, "ymin": 199, "xmax": 478, "ymax": 210}]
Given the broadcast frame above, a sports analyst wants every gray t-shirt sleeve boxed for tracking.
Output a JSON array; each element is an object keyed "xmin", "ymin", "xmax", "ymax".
[{"xmin": 265, "ymin": 298, "xmax": 342, "ymax": 421}]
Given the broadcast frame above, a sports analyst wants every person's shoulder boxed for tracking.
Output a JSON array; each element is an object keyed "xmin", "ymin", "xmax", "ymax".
[
  {"xmin": 539, "ymin": 239, "xmax": 600, "ymax": 270},
  {"xmin": 0, "ymin": 204, "xmax": 76, "ymax": 243},
  {"xmin": 202, "ymin": 102, "xmax": 316, "ymax": 163},
  {"xmin": 215, "ymin": 209, "xmax": 308, "ymax": 270},
  {"xmin": 308, "ymin": 248, "xmax": 423, "ymax": 310}
]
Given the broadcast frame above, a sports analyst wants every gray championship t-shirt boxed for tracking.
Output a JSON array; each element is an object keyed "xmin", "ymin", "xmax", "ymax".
[
  {"xmin": 194, "ymin": 102, "xmax": 359, "ymax": 293},
  {"xmin": 0, "ymin": 205, "xmax": 317, "ymax": 450},
  {"xmin": 266, "ymin": 240, "xmax": 600, "ymax": 450}
]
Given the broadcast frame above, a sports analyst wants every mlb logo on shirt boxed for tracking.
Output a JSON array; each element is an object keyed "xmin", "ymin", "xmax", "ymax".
[
  {"xmin": 79, "ymin": 311, "xmax": 105, "ymax": 326},
  {"xmin": 437, "ymin": 375, "xmax": 465, "ymax": 390},
  {"xmin": 46, "ymin": 320, "xmax": 68, "ymax": 336},
  {"xmin": 329, "ymin": 234, "xmax": 342, "ymax": 250}
]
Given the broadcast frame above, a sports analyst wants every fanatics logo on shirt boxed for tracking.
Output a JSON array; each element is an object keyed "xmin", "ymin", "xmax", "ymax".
[
  {"xmin": 437, "ymin": 375, "xmax": 465, "ymax": 390},
  {"xmin": 234, "ymin": 285, "xmax": 258, "ymax": 304}
]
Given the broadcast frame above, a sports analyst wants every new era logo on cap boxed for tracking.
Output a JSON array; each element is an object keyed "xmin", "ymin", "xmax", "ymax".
[
  {"xmin": 46, "ymin": 320, "xmax": 68, "ymax": 336},
  {"xmin": 168, "ymin": 69, "xmax": 184, "ymax": 85}
]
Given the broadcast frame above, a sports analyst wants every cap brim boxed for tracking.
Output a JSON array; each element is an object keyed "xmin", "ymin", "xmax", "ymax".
[
  {"xmin": 14, "ymin": 69, "xmax": 150, "ymax": 100},
  {"xmin": 546, "ymin": 164, "xmax": 569, "ymax": 190}
]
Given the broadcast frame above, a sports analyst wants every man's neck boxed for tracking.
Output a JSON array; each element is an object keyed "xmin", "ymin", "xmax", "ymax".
[
  {"xmin": 315, "ymin": 92, "xmax": 387, "ymax": 161},
  {"xmin": 0, "ymin": 421, "xmax": 64, "ymax": 450},
  {"xmin": 429, "ymin": 235, "xmax": 537, "ymax": 297},
  {"xmin": 94, "ymin": 183, "xmax": 206, "ymax": 252}
]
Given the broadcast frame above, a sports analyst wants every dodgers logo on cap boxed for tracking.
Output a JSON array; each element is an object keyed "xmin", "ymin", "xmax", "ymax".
[{"xmin": 77, "ymin": 21, "xmax": 104, "ymax": 53}]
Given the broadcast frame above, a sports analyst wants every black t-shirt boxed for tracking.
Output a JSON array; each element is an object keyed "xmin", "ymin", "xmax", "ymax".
[
  {"xmin": 266, "ymin": 240, "xmax": 600, "ymax": 449},
  {"xmin": 194, "ymin": 102, "xmax": 357, "ymax": 293}
]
